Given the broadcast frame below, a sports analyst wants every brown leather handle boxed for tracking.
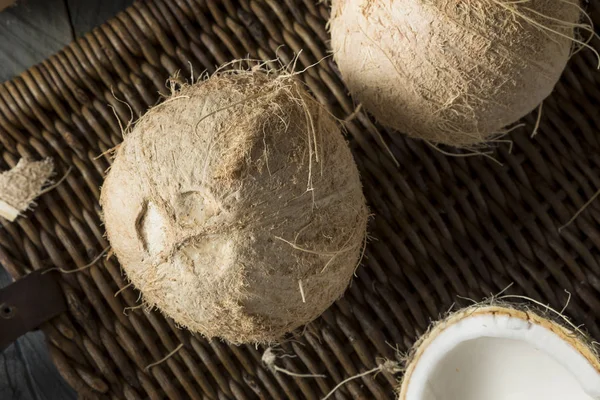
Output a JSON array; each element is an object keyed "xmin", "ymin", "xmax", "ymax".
[{"xmin": 0, "ymin": 269, "xmax": 66, "ymax": 351}]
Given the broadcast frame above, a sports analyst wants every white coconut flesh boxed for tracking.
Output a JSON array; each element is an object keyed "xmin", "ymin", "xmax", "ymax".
[{"xmin": 399, "ymin": 307, "xmax": 600, "ymax": 400}]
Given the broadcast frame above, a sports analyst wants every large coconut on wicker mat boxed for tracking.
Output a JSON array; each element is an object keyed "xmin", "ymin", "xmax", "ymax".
[
  {"xmin": 100, "ymin": 71, "xmax": 368, "ymax": 343},
  {"xmin": 398, "ymin": 305, "xmax": 600, "ymax": 400},
  {"xmin": 330, "ymin": 0, "xmax": 585, "ymax": 147}
]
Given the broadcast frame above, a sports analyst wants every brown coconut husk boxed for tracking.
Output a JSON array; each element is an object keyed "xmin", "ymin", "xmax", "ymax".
[
  {"xmin": 100, "ymin": 69, "xmax": 368, "ymax": 344},
  {"xmin": 330, "ymin": 0, "xmax": 594, "ymax": 147},
  {"xmin": 397, "ymin": 301, "xmax": 600, "ymax": 399}
]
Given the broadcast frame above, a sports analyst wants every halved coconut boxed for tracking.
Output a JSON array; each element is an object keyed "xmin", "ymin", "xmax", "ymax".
[{"xmin": 399, "ymin": 306, "xmax": 600, "ymax": 400}]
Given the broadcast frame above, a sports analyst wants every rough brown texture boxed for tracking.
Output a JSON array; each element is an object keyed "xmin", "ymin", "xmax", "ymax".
[
  {"xmin": 0, "ymin": 158, "xmax": 53, "ymax": 222},
  {"xmin": 398, "ymin": 305, "xmax": 600, "ymax": 399},
  {"xmin": 100, "ymin": 71, "xmax": 368, "ymax": 344},
  {"xmin": 330, "ymin": 0, "xmax": 582, "ymax": 147}
]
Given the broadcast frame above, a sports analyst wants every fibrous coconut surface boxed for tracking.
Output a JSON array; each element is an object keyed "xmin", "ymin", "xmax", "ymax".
[
  {"xmin": 101, "ymin": 71, "xmax": 368, "ymax": 343},
  {"xmin": 331, "ymin": 0, "xmax": 582, "ymax": 146}
]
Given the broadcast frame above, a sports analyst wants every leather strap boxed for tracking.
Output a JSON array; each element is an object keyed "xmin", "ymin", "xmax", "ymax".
[{"xmin": 0, "ymin": 269, "xmax": 66, "ymax": 351}]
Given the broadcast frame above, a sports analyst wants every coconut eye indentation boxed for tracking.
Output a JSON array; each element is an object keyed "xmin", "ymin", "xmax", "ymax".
[
  {"xmin": 179, "ymin": 235, "xmax": 236, "ymax": 280},
  {"xmin": 174, "ymin": 190, "xmax": 220, "ymax": 228},
  {"xmin": 136, "ymin": 200, "xmax": 170, "ymax": 257}
]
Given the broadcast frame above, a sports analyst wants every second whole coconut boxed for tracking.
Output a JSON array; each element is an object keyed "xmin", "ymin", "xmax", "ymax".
[
  {"xmin": 330, "ymin": 0, "xmax": 584, "ymax": 147},
  {"xmin": 100, "ymin": 71, "xmax": 368, "ymax": 343}
]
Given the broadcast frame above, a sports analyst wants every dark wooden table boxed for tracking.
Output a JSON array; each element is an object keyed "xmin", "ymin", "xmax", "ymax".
[
  {"xmin": 0, "ymin": 1, "xmax": 131, "ymax": 398},
  {"xmin": 0, "ymin": 0, "xmax": 132, "ymax": 82}
]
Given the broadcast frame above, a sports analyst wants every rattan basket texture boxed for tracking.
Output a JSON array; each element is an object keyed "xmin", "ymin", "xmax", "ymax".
[{"xmin": 1, "ymin": 1, "xmax": 599, "ymax": 399}]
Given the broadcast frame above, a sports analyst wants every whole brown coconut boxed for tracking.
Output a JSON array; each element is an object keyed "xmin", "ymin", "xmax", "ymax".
[
  {"xmin": 100, "ymin": 71, "xmax": 368, "ymax": 344},
  {"xmin": 330, "ymin": 0, "xmax": 582, "ymax": 147}
]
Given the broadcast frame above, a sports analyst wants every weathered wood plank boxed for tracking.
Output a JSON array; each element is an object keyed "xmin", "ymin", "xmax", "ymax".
[
  {"xmin": 0, "ymin": 1, "xmax": 132, "ymax": 398},
  {"xmin": 0, "ymin": 267, "xmax": 76, "ymax": 400},
  {"xmin": 0, "ymin": 0, "xmax": 73, "ymax": 82}
]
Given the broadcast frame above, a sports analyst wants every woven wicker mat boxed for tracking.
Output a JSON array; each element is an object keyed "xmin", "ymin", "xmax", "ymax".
[{"xmin": 1, "ymin": 1, "xmax": 599, "ymax": 399}]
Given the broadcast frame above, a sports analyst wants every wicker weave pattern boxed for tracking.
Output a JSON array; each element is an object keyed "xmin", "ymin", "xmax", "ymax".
[{"xmin": 0, "ymin": 1, "xmax": 599, "ymax": 399}]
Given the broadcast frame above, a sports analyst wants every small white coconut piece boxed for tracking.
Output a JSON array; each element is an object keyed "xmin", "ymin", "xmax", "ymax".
[
  {"xmin": 399, "ymin": 306, "xmax": 600, "ymax": 400},
  {"xmin": 101, "ymin": 71, "xmax": 368, "ymax": 344},
  {"xmin": 0, "ymin": 158, "xmax": 54, "ymax": 222}
]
